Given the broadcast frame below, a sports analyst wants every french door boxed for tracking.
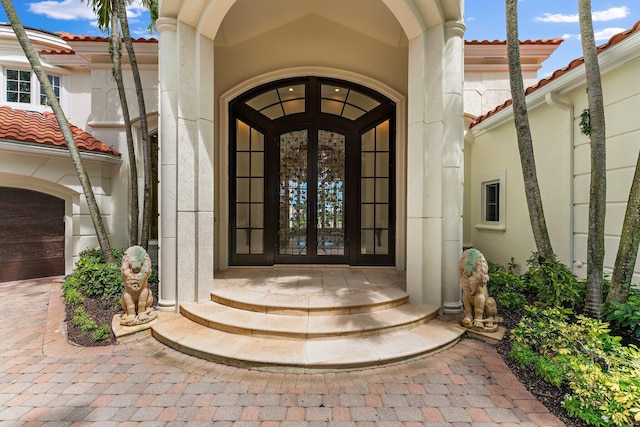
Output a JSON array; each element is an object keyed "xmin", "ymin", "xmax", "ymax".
[
  {"xmin": 277, "ymin": 128, "xmax": 346, "ymax": 263},
  {"xmin": 229, "ymin": 77, "xmax": 395, "ymax": 266}
]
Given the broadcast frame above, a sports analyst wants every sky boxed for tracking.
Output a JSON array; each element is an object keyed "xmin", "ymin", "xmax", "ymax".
[
  {"xmin": 0, "ymin": 0, "xmax": 638, "ymax": 78},
  {"xmin": 465, "ymin": 0, "xmax": 638, "ymax": 77}
]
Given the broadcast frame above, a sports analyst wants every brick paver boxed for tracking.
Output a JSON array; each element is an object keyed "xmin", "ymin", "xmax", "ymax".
[{"xmin": 0, "ymin": 277, "xmax": 566, "ymax": 425}]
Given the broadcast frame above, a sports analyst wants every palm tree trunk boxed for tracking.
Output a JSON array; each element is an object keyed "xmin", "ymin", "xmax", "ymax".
[
  {"xmin": 1, "ymin": 0, "xmax": 115, "ymax": 263},
  {"xmin": 579, "ymin": 0, "xmax": 607, "ymax": 318},
  {"xmin": 110, "ymin": 0, "xmax": 139, "ymax": 247},
  {"xmin": 117, "ymin": 0, "xmax": 152, "ymax": 250},
  {"xmin": 505, "ymin": 0, "xmax": 555, "ymax": 261}
]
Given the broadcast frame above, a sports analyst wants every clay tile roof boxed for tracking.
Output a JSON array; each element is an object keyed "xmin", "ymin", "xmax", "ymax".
[
  {"xmin": 40, "ymin": 49, "xmax": 76, "ymax": 55},
  {"xmin": 0, "ymin": 105, "xmax": 120, "ymax": 157},
  {"xmin": 471, "ymin": 20, "xmax": 640, "ymax": 128},
  {"xmin": 465, "ymin": 39, "xmax": 564, "ymax": 46},
  {"xmin": 57, "ymin": 32, "xmax": 158, "ymax": 43}
]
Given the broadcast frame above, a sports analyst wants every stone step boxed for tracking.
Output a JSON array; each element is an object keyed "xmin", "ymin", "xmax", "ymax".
[
  {"xmin": 210, "ymin": 286, "xmax": 409, "ymax": 315},
  {"xmin": 152, "ymin": 312, "xmax": 465, "ymax": 370},
  {"xmin": 180, "ymin": 301, "xmax": 439, "ymax": 339}
]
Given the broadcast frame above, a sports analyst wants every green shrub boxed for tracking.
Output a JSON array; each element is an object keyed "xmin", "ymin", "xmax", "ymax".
[
  {"xmin": 62, "ymin": 247, "xmax": 154, "ymax": 344},
  {"xmin": 511, "ymin": 306, "xmax": 640, "ymax": 426},
  {"xmin": 72, "ymin": 257, "xmax": 123, "ymax": 303},
  {"xmin": 603, "ymin": 290, "xmax": 640, "ymax": 339},
  {"xmin": 524, "ymin": 254, "xmax": 585, "ymax": 308},
  {"xmin": 61, "ymin": 276, "xmax": 85, "ymax": 307},
  {"xmin": 92, "ymin": 324, "xmax": 110, "ymax": 342},
  {"xmin": 487, "ymin": 261, "xmax": 532, "ymax": 309},
  {"xmin": 73, "ymin": 306, "xmax": 97, "ymax": 333}
]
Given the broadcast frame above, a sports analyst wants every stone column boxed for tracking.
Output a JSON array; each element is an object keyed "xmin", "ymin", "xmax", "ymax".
[
  {"xmin": 442, "ymin": 21, "xmax": 466, "ymax": 314},
  {"xmin": 157, "ymin": 17, "xmax": 178, "ymax": 311},
  {"xmin": 176, "ymin": 22, "xmax": 197, "ymax": 305},
  {"xmin": 406, "ymin": 25, "xmax": 445, "ymax": 307},
  {"xmin": 195, "ymin": 33, "xmax": 215, "ymax": 303}
]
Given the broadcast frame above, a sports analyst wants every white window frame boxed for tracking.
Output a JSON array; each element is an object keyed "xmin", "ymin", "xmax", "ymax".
[
  {"xmin": 475, "ymin": 169, "xmax": 506, "ymax": 232},
  {"xmin": 2, "ymin": 66, "xmax": 64, "ymax": 109}
]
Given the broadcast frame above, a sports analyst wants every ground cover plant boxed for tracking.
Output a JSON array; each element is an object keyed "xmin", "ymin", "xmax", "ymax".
[
  {"xmin": 61, "ymin": 248, "xmax": 157, "ymax": 346},
  {"xmin": 490, "ymin": 257, "xmax": 640, "ymax": 427}
]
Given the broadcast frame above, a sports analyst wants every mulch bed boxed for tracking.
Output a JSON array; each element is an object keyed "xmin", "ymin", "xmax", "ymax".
[
  {"xmin": 65, "ymin": 296, "xmax": 120, "ymax": 347},
  {"xmin": 495, "ymin": 308, "xmax": 590, "ymax": 427}
]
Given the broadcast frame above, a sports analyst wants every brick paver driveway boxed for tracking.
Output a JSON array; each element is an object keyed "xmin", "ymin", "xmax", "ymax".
[{"xmin": 0, "ymin": 277, "xmax": 564, "ymax": 426}]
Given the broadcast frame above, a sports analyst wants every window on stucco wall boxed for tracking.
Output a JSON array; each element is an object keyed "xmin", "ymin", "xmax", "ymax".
[
  {"xmin": 476, "ymin": 170, "xmax": 506, "ymax": 232},
  {"xmin": 4, "ymin": 68, "xmax": 61, "ymax": 106}
]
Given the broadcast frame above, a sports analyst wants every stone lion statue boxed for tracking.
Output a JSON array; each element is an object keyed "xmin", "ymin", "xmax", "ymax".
[
  {"xmin": 458, "ymin": 248, "xmax": 499, "ymax": 332},
  {"xmin": 120, "ymin": 245, "xmax": 156, "ymax": 326}
]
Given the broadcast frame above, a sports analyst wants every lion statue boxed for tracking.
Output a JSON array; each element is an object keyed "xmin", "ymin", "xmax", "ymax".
[
  {"xmin": 120, "ymin": 245, "xmax": 156, "ymax": 326},
  {"xmin": 458, "ymin": 248, "xmax": 499, "ymax": 332}
]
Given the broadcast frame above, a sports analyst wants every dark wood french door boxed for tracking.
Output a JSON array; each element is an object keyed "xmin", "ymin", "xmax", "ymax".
[{"xmin": 229, "ymin": 77, "xmax": 395, "ymax": 266}]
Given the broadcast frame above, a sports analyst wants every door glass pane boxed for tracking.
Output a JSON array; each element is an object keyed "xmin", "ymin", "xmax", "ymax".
[
  {"xmin": 235, "ymin": 119, "xmax": 264, "ymax": 255},
  {"xmin": 361, "ymin": 178, "xmax": 375, "ymax": 203},
  {"xmin": 237, "ymin": 153, "xmax": 250, "ymax": 176},
  {"xmin": 317, "ymin": 130, "xmax": 345, "ymax": 256},
  {"xmin": 279, "ymin": 130, "xmax": 308, "ymax": 255}
]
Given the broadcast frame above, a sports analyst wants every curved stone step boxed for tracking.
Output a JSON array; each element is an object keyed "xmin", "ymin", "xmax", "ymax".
[
  {"xmin": 211, "ymin": 285, "xmax": 409, "ymax": 315},
  {"xmin": 180, "ymin": 301, "xmax": 439, "ymax": 339},
  {"xmin": 152, "ymin": 312, "xmax": 465, "ymax": 370}
]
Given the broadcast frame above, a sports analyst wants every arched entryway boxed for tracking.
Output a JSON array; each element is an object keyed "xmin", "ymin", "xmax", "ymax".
[
  {"xmin": 229, "ymin": 77, "xmax": 395, "ymax": 266},
  {"xmin": 0, "ymin": 187, "xmax": 64, "ymax": 282}
]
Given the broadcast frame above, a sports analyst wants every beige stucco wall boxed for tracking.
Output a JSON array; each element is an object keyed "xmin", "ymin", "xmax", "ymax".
[
  {"xmin": 469, "ymin": 41, "xmax": 640, "ymax": 284},
  {"xmin": 468, "ymin": 105, "xmax": 572, "ymax": 270},
  {"xmin": 570, "ymin": 54, "xmax": 640, "ymax": 282},
  {"xmin": 464, "ymin": 69, "xmax": 539, "ymax": 118},
  {"xmin": 214, "ymin": 15, "xmax": 408, "ymax": 99},
  {"xmin": 212, "ymin": 14, "xmax": 409, "ymax": 270}
]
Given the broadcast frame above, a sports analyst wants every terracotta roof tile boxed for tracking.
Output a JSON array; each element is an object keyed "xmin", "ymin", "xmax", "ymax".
[
  {"xmin": 40, "ymin": 49, "xmax": 75, "ymax": 55},
  {"xmin": 465, "ymin": 39, "xmax": 564, "ymax": 46},
  {"xmin": 57, "ymin": 32, "xmax": 158, "ymax": 43},
  {"xmin": 471, "ymin": 20, "xmax": 640, "ymax": 128},
  {"xmin": 0, "ymin": 106, "xmax": 120, "ymax": 157}
]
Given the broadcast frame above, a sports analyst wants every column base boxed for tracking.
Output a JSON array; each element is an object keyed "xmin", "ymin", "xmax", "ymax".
[
  {"xmin": 157, "ymin": 299, "xmax": 177, "ymax": 312},
  {"xmin": 443, "ymin": 301, "xmax": 464, "ymax": 314}
]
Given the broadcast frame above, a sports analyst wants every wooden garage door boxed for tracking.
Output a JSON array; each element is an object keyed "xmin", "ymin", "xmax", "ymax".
[{"xmin": 0, "ymin": 187, "xmax": 64, "ymax": 282}]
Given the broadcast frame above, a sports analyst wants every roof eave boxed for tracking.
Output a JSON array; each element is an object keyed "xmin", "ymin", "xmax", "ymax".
[
  {"xmin": 471, "ymin": 29, "xmax": 640, "ymax": 137},
  {"xmin": 0, "ymin": 139, "xmax": 121, "ymax": 164}
]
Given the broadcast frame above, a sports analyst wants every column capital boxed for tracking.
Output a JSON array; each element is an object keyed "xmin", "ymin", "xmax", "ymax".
[
  {"xmin": 157, "ymin": 17, "xmax": 177, "ymax": 34},
  {"xmin": 444, "ymin": 21, "xmax": 466, "ymax": 39}
]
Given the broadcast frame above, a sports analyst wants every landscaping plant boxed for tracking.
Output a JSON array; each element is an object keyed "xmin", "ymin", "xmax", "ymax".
[
  {"xmin": 61, "ymin": 248, "xmax": 157, "ymax": 344},
  {"xmin": 510, "ymin": 306, "xmax": 640, "ymax": 426}
]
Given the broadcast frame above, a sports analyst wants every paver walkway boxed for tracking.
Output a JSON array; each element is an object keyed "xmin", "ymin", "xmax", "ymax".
[{"xmin": 0, "ymin": 277, "xmax": 565, "ymax": 426}]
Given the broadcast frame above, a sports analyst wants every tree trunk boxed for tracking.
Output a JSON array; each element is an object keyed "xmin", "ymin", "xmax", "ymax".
[
  {"xmin": 505, "ymin": 0, "xmax": 555, "ymax": 261},
  {"xmin": 579, "ymin": 0, "xmax": 607, "ymax": 318},
  {"xmin": 110, "ymin": 0, "xmax": 139, "ymax": 247},
  {"xmin": 1, "ymin": 0, "xmax": 115, "ymax": 263},
  {"xmin": 118, "ymin": 0, "xmax": 152, "ymax": 250},
  {"xmin": 609, "ymin": 151, "xmax": 640, "ymax": 304}
]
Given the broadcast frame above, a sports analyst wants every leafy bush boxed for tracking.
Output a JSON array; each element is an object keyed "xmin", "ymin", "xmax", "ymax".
[
  {"xmin": 73, "ymin": 306, "xmax": 98, "ymax": 332},
  {"xmin": 61, "ymin": 276, "xmax": 85, "ymax": 307},
  {"xmin": 510, "ymin": 306, "xmax": 640, "ymax": 426},
  {"xmin": 487, "ymin": 261, "xmax": 533, "ymax": 309},
  {"xmin": 92, "ymin": 324, "xmax": 111, "ymax": 342},
  {"xmin": 524, "ymin": 254, "xmax": 585, "ymax": 308},
  {"xmin": 603, "ymin": 290, "xmax": 640, "ymax": 340}
]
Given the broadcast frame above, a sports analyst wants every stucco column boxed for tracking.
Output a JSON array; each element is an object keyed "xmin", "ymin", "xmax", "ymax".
[
  {"xmin": 195, "ymin": 33, "xmax": 215, "ymax": 303},
  {"xmin": 406, "ymin": 25, "xmax": 444, "ymax": 307},
  {"xmin": 175, "ymin": 22, "xmax": 197, "ymax": 305},
  {"xmin": 442, "ymin": 21, "xmax": 466, "ymax": 314},
  {"xmin": 157, "ymin": 17, "xmax": 178, "ymax": 311}
]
